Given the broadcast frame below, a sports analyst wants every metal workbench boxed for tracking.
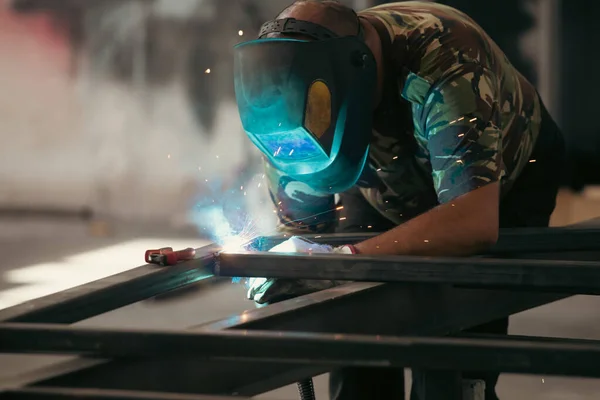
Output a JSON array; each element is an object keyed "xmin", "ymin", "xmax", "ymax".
[{"xmin": 1, "ymin": 218, "xmax": 600, "ymax": 400}]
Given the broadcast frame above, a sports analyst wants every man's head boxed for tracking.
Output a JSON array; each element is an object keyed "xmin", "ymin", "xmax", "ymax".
[
  {"xmin": 232, "ymin": 0, "xmax": 378, "ymax": 193},
  {"xmin": 272, "ymin": 0, "xmax": 361, "ymax": 39}
]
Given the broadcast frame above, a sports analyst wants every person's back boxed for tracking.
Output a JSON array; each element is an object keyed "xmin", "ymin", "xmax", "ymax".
[{"xmin": 352, "ymin": 2, "xmax": 545, "ymax": 225}]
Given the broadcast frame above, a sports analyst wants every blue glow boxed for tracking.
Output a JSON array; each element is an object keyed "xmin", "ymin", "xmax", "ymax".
[{"xmin": 258, "ymin": 129, "xmax": 325, "ymax": 160}]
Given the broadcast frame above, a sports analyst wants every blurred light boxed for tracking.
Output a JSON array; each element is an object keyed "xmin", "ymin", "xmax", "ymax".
[
  {"xmin": 238, "ymin": 30, "xmax": 244, "ymax": 36},
  {"xmin": 0, "ymin": 238, "xmax": 205, "ymax": 310},
  {"xmin": 205, "ymin": 68, "xmax": 211, "ymax": 74},
  {"xmin": 221, "ymin": 235, "xmax": 248, "ymax": 252}
]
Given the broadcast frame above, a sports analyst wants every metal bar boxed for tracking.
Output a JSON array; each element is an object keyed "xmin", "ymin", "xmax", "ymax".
[
  {"xmin": 29, "ymin": 282, "xmax": 565, "ymax": 397},
  {"xmin": 3, "ymin": 323, "xmax": 600, "ymax": 378},
  {"xmin": 0, "ymin": 244, "xmax": 221, "ymax": 324},
  {"xmin": 217, "ymin": 251, "xmax": 600, "ymax": 294},
  {"xmin": 4, "ymin": 223, "xmax": 597, "ymax": 324},
  {"xmin": 249, "ymin": 226, "xmax": 600, "ymax": 253},
  {"xmin": 0, "ymin": 387, "xmax": 246, "ymax": 400}
]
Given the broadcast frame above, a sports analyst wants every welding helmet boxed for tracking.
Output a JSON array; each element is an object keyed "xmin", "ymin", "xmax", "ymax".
[{"xmin": 233, "ymin": 18, "xmax": 377, "ymax": 194}]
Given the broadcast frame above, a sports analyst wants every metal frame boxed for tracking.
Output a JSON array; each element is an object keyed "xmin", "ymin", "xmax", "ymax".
[{"xmin": 0, "ymin": 220, "xmax": 599, "ymax": 400}]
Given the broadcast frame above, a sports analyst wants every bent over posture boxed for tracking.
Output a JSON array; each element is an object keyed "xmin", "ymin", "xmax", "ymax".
[{"xmin": 233, "ymin": 1, "xmax": 565, "ymax": 399}]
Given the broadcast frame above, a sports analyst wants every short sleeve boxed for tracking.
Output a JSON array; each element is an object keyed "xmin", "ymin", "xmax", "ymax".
[{"xmin": 421, "ymin": 63, "xmax": 504, "ymax": 203}]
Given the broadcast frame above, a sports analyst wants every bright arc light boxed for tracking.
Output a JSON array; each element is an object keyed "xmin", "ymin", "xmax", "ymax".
[{"xmin": 220, "ymin": 235, "xmax": 248, "ymax": 253}]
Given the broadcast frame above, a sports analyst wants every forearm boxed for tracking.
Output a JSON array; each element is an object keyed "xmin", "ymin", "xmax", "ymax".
[{"xmin": 354, "ymin": 183, "xmax": 500, "ymax": 257}]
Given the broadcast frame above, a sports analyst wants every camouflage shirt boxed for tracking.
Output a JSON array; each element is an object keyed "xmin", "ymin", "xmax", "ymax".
[{"xmin": 264, "ymin": 1, "xmax": 542, "ymax": 233}]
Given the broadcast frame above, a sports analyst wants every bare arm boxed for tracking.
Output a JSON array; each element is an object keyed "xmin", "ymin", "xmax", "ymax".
[
  {"xmin": 354, "ymin": 182, "xmax": 499, "ymax": 256},
  {"xmin": 356, "ymin": 64, "xmax": 503, "ymax": 256}
]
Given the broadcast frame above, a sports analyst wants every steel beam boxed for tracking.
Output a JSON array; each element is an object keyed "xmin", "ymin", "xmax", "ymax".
[
  {"xmin": 250, "ymin": 225, "xmax": 600, "ymax": 253},
  {"xmin": 3, "ymin": 222, "xmax": 599, "ymax": 324},
  {"xmin": 0, "ymin": 388, "xmax": 245, "ymax": 400},
  {"xmin": 0, "ymin": 244, "xmax": 221, "ymax": 324},
  {"xmin": 2, "ymin": 220, "xmax": 596, "ymax": 396},
  {"xmin": 26, "ymin": 282, "xmax": 566, "ymax": 396},
  {"xmin": 4, "ymin": 323, "xmax": 600, "ymax": 378},
  {"xmin": 217, "ymin": 251, "xmax": 600, "ymax": 294}
]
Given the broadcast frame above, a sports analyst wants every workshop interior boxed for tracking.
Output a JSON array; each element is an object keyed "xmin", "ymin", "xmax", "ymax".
[{"xmin": 1, "ymin": 0, "xmax": 600, "ymax": 400}]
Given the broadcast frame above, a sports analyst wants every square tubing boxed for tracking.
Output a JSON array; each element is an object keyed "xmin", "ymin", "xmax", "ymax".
[
  {"xmin": 250, "ymin": 226, "xmax": 600, "ymax": 253},
  {"xmin": 2, "ymin": 323, "xmax": 600, "ymax": 378},
  {"xmin": 0, "ymin": 244, "xmax": 221, "ymax": 324},
  {"xmin": 2, "ymin": 219, "xmax": 598, "ymax": 324},
  {"xmin": 13, "ymin": 282, "xmax": 566, "ymax": 396},
  {"xmin": 217, "ymin": 251, "xmax": 600, "ymax": 294},
  {"xmin": 0, "ymin": 388, "xmax": 246, "ymax": 400}
]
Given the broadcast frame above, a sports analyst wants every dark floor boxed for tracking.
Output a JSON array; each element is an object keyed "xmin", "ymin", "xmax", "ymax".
[{"xmin": 0, "ymin": 217, "xmax": 599, "ymax": 400}]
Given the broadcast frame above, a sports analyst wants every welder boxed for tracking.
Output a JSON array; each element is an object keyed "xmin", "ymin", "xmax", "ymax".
[{"xmin": 233, "ymin": 1, "xmax": 566, "ymax": 399}]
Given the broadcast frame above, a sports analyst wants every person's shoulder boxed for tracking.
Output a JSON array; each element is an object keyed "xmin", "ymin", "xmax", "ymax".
[{"xmin": 359, "ymin": 1, "xmax": 473, "ymax": 31}]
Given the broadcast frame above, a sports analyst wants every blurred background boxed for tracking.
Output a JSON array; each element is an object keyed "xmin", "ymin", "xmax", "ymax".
[{"xmin": 1, "ymin": 0, "xmax": 600, "ymax": 399}]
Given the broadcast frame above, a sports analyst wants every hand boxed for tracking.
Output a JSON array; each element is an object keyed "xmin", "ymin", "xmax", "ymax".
[{"xmin": 246, "ymin": 236, "xmax": 356, "ymax": 305}]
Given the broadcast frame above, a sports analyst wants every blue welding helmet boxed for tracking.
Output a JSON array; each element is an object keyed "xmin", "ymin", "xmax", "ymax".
[{"xmin": 233, "ymin": 18, "xmax": 377, "ymax": 194}]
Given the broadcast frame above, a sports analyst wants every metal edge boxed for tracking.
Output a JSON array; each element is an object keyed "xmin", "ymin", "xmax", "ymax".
[
  {"xmin": 249, "ymin": 226, "xmax": 600, "ymax": 253},
  {"xmin": 0, "ymin": 387, "xmax": 248, "ymax": 400},
  {"xmin": 0, "ymin": 244, "xmax": 221, "ymax": 323},
  {"xmin": 216, "ymin": 251, "xmax": 600, "ymax": 293},
  {"xmin": 193, "ymin": 282, "xmax": 381, "ymax": 332},
  {"xmin": 6, "ymin": 324, "xmax": 600, "ymax": 378}
]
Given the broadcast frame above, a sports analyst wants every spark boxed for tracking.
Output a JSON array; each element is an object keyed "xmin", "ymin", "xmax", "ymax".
[
  {"xmin": 336, "ymin": 206, "xmax": 344, "ymax": 210},
  {"xmin": 529, "ymin": 159, "xmax": 537, "ymax": 163},
  {"xmin": 541, "ymin": 378, "xmax": 545, "ymax": 383},
  {"xmin": 205, "ymin": 68, "xmax": 211, "ymax": 74},
  {"xmin": 339, "ymin": 217, "xmax": 347, "ymax": 221},
  {"xmin": 367, "ymin": 225, "xmax": 372, "ymax": 229},
  {"xmin": 289, "ymin": 149, "xmax": 294, "ymax": 156},
  {"xmin": 469, "ymin": 117, "xmax": 477, "ymax": 122},
  {"xmin": 376, "ymin": 168, "xmax": 382, "ymax": 172},
  {"xmin": 424, "ymin": 239, "xmax": 430, "ymax": 243},
  {"xmin": 457, "ymin": 117, "xmax": 464, "ymax": 121},
  {"xmin": 393, "ymin": 156, "xmax": 398, "ymax": 160},
  {"xmin": 458, "ymin": 133, "xmax": 465, "ymax": 138},
  {"xmin": 238, "ymin": 30, "xmax": 244, "ymax": 36}
]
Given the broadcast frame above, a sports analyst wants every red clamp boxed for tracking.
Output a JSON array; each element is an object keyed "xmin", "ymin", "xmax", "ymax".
[{"xmin": 145, "ymin": 247, "xmax": 196, "ymax": 266}]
